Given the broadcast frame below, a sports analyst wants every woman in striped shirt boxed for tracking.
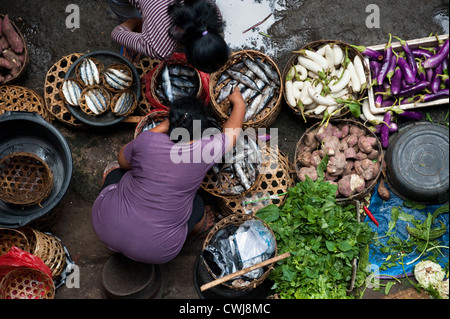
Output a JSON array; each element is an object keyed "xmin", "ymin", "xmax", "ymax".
[{"xmin": 107, "ymin": 0, "xmax": 230, "ymax": 73}]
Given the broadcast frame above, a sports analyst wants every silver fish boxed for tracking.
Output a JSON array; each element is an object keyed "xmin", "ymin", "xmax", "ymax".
[
  {"xmin": 241, "ymin": 78, "xmax": 266, "ymax": 102},
  {"xmin": 233, "ymin": 162, "xmax": 251, "ymax": 190},
  {"xmin": 84, "ymin": 93, "xmax": 99, "ymax": 114},
  {"xmin": 242, "ymin": 57, "xmax": 270, "ymax": 85},
  {"xmin": 220, "ymin": 185, "xmax": 245, "ymax": 196},
  {"xmin": 107, "ymin": 67, "xmax": 132, "ymax": 83},
  {"xmin": 216, "ymin": 80, "xmax": 237, "ymax": 104},
  {"xmin": 168, "ymin": 65, "xmax": 197, "ymax": 77},
  {"xmin": 62, "ymin": 79, "xmax": 82, "ymax": 106},
  {"xmin": 255, "ymin": 58, "xmax": 280, "ymax": 86},
  {"xmin": 245, "ymin": 86, "xmax": 276, "ymax": 121},
  {"xmin": 161, "ymin": 66, "xmax": 174, "ymax": 103},
  {"xmin": 226, "ymin": 69, "xmax": 262, "ymax": 93},
  {"xmin": 104, "ymin": 72, "xmax": 127, "ymax": 90}
]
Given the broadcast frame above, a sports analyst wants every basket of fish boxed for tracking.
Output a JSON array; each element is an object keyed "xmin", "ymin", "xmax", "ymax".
[
  {"xmin": 201, "ymin": 134, "xmax": 264, "ymax": 198},
  {"xmin": 61, "ymin": 51, "xmax": 141, "ymax": 127},
  {"xmin": 134, "ymin": 109, "xmax": 169, "ymax": 138},
  {"xmin": 282, "ymin": 40, "xmax": 369, "ymax": 122},
  {"xmin": 210, "ymin": 50, "xmax": 282, "ymax": 128},
  {"xmin": 149, "ymin": 59, "xmax": 201, "ymax": 108}
]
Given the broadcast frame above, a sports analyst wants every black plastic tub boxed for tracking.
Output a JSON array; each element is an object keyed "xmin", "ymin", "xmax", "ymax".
[{"xmin": 0, "ymin": 112, "xmax": 73, "ymax": 227}]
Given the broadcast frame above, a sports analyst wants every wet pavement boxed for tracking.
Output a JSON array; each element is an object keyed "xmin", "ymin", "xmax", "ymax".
[{"xmin": 0, "ymin": 0, "xmax": 448, "ymax": 302}]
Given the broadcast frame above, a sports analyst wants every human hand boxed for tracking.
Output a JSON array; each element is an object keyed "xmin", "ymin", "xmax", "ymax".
[{"xmin": 228, "ymin": 87, "xmax": 244, "ymax": 106}]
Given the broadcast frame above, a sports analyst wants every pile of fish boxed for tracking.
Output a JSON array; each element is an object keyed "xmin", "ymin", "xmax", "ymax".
[
  {"xmin": 156, "ymin": 63, "xmax": 200, "ymax": 105},
  {"xmin": 213, "ymin": 56, "xmax": 281, "ymax": 122},
  {"xmin": 210, "ymin": 135, "xmax": 263, "ymax": 196},
  {"xmin": 60, "ymin": 57, "xmax": 136, "ymax": 117}
]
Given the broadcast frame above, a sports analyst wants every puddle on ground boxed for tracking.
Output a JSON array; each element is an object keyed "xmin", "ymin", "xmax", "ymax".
[
  {"xmin": 216, "ymin": 0, "xmax": 287, "ymax": 56},
  {"xmin": 433, "ymin": 8, "xmax": 449, "ymax": 34}
]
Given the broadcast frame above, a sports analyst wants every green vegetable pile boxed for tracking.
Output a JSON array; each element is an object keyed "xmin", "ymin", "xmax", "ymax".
[{"xmin": 256, "ymin": 176, "xmax": 374, "ymax": 299}]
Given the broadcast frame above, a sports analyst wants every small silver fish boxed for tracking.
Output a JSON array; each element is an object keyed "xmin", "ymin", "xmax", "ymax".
[
  {"xmin": 255, "ymin": 58, "xmax": 280, "ymax": 86},
  {"xmin": 226, "ymin": 69, "xmax": 262, "ymax": 93},
  {"xmin": 242, "ymin": 57, "xmax": 270, "ymax": 85},
  {"xmin": 161, "ymin": 66, "xmax": 174, "ymax": 103}
]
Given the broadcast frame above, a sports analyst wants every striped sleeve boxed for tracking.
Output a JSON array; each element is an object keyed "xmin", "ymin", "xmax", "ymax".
[{"xmin": 111, "ymin": 0, "xmax": 179, "ymax": 60}]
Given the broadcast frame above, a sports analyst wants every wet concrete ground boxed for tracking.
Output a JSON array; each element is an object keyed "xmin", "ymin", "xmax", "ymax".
[{"xmin": 0, "ymin": 0, "xmax": 448, "ymax": 302}]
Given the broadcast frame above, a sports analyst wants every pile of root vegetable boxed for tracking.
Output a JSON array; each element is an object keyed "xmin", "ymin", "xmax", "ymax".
[
  {"xmin": 295, "ymin": 121, "xmax": 382, "ymax": 199},
  {"xmin": 284, "ymin": 41, "xmax": 367, "ymax": 122},
  {"xmin": 0, "ymin": 15, "xmax": 26, "ymax": 84}
]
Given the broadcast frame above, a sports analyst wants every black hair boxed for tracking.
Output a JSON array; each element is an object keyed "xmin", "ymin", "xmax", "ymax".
[
  {"xmin": 168, "ymin": 0, "xmax": 230, "ymax": 73},
  {"xmin": 168, "ymin": 96, "xmax": 211, "ymax": 142}
]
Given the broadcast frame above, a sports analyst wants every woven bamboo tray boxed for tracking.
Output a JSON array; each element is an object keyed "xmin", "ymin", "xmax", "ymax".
[
  {"xmin": 133, "ymin": 57, "xmax": 161, "ymax": 115},
  {"xmin": 0, "ymin": 152, "xmax": 53, "ymax": 206},
  {"xmin": 294, "ymin": 119, "xmax": 383, "ymax": 202},
  {"xmin": 218, "ymin": 147, "xmax": 295, "ymax": 217},
  {"xmin": 209, "ymin": 50, "xmax": 283, "ymax": 129},
  {"xmin": 0, "ymin": 267, "xmax": 55, "ymax": 299},
  {"xmin": 202, "ymin": 213, "xmax": 277, "ymax": 290},
  {"xmin": 282, "ymin": 40, "xmax": 369, "ymax": 121},
  {"xmin": 20, "ymin": 227, "xmax": 66, "ymax": 279},
  {"xmin": 134, "ymin": 109, "xmax": 169, "ymax": 138},
  {"xmin": 0, "ymin": 14, "xmax": 29, "ymax": 85},
  {"xmin": 44, "ymin": 53, "xmax": 85, "ymax": 127},
  {"xmin": 0, "ymin": 85, "xmax": 52, "ymax": 122},
  {"xmin": 0, "ymin": 228, "xmax": 30, "ymax": 255}
]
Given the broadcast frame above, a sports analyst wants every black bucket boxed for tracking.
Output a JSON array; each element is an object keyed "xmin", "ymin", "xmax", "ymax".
[{"xmin": 0, "ymin": 111, "xmax": 73, "ymax": 227}]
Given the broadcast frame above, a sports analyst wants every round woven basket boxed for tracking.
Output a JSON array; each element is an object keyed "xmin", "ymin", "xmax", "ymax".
[
  {"xmin": 209, "ymin": 50, "xmax": 283, "ymax": 129},
  {"xmin": 282, "ymin": 40, "xmax": 369, "ymax": 121},
  {"xmin": 150, "ymin": 58, "xmax": 202, "ymax": 108},
  {"xmin": 201, "ymin": 136, "xmax": 268, "ymax": 199},
  {"xmin": 134, "ymin": 109, "xmax": 169, "ymax": 139},
  {"xmin": 111, "ymin": 89, "xmax": 137, "ymax": 117},
  {"xmin": 44, "ymin": 53, "xmax": 85, "ymax": 127},
  {"xmin": 0, "ymin": 267, "xmax": 55, "ymax": 299},
  {"xmin": 202, "ymin": 213, "xmax": 277, "ymax": 290},
  {"xmin": 58, "ymin": 77, "xmax": 85, "ymax": 107},
  {"xmin": 0, "ymin": 85, "xmax": 52, "ymax": 122},
  {"xmin": 20, "ymin": 227, "xmax": 66, "ymax": 279},
  {"xmin": 0, "ymin": 14, "xmax": 29, "ymax": 85},
  {"xmin": 134, "ymin": 57, "xmax": 161, "ymax": 115},
  {"xmin": 0, "ymin": 228, "xmax": 30, "ymax": 255},
  {"xmin": 75, "ymin": 57, "xmax": 104, "ymax": 87},
  {"xmin": 78, "ymin": 85, "xmax": 112, "ymax": 116},
  {"xmin": 0, "ymin": 152, "xmax": 53, "ymax": 206},
  {"xmin": 294, "ymin": 119, "xmax": 383, "ymax": 202},
  {"xmin": 102, "ymin": 63, "xmax": 133, "ymax": 93},
  {"xmin": 218, "ymin": 148, "xmax": 295, "ymax": 217}
]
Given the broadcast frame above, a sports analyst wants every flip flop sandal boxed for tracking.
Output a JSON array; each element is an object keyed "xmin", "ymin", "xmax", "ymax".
[
  {"xmin": 186, "ymin": 208, "xmax": 215, "ymax": 244},
  {"xmin": 120, "ymin": 46, "xmax": 138, "ymax": 61},
  {"xmin": 102, "ymin": 161, "xmax": 121, "ymax": 180}
]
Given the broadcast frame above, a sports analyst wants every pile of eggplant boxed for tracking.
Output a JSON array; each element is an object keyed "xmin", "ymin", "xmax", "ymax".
[
  {"xmin": 360, "ymin": 34, "xmax": 449, "ymax": 110},
  {"xmin": 210, "ymin": 135, "xmax": 262, "ymax": 196},
  {"xmin": 213, "ymin": 55, "xmax": 281, "ymax": 123},
  {"xmin": 156, "ymin": 63, "xmax": 200, "ymax": 105}
]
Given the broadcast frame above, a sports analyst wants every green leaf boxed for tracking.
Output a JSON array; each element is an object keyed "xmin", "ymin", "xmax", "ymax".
[
  {"xmin": 256, "ymin": 204, "xmax": 280, "ymax": 222},
  {"xmin": 337, "ymin": 240, "xmax": 353, "ymax": 252},
  {"xmin": 326, "ymin": 241, "xmax": 336, "ymax": 252}
]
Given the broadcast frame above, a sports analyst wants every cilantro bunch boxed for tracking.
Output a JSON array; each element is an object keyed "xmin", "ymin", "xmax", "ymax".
[{"xmin": 256, "ymin": 177, "xmax": 374, "ymax": 299}]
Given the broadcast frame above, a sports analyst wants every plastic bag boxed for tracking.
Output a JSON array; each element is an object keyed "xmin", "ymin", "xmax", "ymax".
[{"xmin": 0, "ymin": 246, "xmax": 52, "ymax": 282}]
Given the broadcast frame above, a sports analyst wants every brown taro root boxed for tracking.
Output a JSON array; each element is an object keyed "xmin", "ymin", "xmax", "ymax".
[
  {"xmin": 303, "ymin": 131, "xmax": 318, "ymax": 152},
  {"xmin": 343, "ymin": 161, "xmax": 354, "ymax": 176},
  {"xmin": 298, "ymin": 166, "xmax": 318, "ymax": 181},
  {"xmin": 338, "ymin": 174, "xmax": 365, "ymax": 197},
  {"xmin": 340, "ymin": 124, "xmax": 350, "ymax": 139},
  {"xmin": 326, "ymin": 151, "xmax": 346, "ymax": 176},
  {"xmin": 310, "ymin": 150, "xmax": 322, "ymax": 167},
  {"xmin": 344, "ymin": 147, "xmax": 356, "ymax": 159},
  {"xmin": 2, "ymin": 15, "xmax": 23, "ymax": 54},
  {"xmin": 0, "ymin": 36, "xmax": 9, "ymax": 50},
  {"xmin": 297, "ymin": 151, "xmax": 312, "ymax": 166},
  {"xmin": 358, "ymin": 135, "xmax": 377, "ymax": 154},
  {"xmin": 354, "ymin": 159, "xmax": 380, "ymax": 181},
  {"xmin": 0, "ymin": 57, "xmax": 12, "ymax": 69},
  {"xmin": 346, "ymin": 134, "xmax": 358, "ymax": 147},
  {"xmin": 367, "ymin": 149, "xmax": 379, "ymax": 160},
  {"xmin": 321, "ymin": 135, "xmax": 340, "ymax": 156},
  {"xmin": 315, "ymin": 123, "xmax": 334, "ymax": 142}
]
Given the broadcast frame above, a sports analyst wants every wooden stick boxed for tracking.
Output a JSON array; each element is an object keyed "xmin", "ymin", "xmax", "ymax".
[
  {"xmin": 200, "ymin": 252, "xmax": 290, "ymax": 292},
  {"xmin": 242, "ymin": 13, "xmax": 272, "ymax": 34}
]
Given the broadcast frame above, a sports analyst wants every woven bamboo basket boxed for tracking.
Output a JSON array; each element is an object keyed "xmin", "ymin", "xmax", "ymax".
[
  {"xmin": 78, "ymin": 85, "xmax": 111, "ymax": 116},
  {"xmin": 44, "ymin": 53, "xmax": 85, "ymax": 127},
  {"xmin": 282, "ymin": 40, "xmax": 369, "ymax": 121},
  {"xmin": 0, "ymin": 14, "xmax": 29, "ymax": 85},
  {"xmin": 75, "ymin": 57, "xmax": 104, "ymax": 87},
  {"xmin": 294, "ymin": 119, "xmax": 383, "ymax": 202},
  {"xmin": 150, "ymin": 58, "xmax": 202, "ymax": 108},
  {"xmin": 0, "ymin": 267, "xmax": 55, "ymax": 299},
  {"xmin": 111, "ymin": 89, "xmax": 137, "ymax": 117},
  {"xmin": 20, "ymin": 227, "xmax": 66, "ymax": 279},
  {"xmin": 0, "ymin": 152, "xmax": 53, "ymax": 206},
  {"xmin": 0, "ymin": 228, "xmax": 30, "ymax": 255},
  {"xmin": 218, "ymin": 148, "xmax": 296, "ymax": 217},
  {"xmin": 102, "ymin": 63, "xmax": 133, "ymax": 93},
  {"xmin": 58, "ymin": 77, "xmax": 85, "ymax": 107},
  {"xmin": 134, "ymin": 109, "xmax": 169, "ymax": 138},
  {"xmin": 134, "ymin": 57, "xmax": 161, "ymax": 115},
  {"xmin": 0, "ymin": 85, "xmax": 52, "ymax": 122},
  {"xmin": 201, "ymin": 136, "xmax": 268, "ymax": 199},
  {"xmin": 202, "ymin": 213, "xmax": 277, "ymax": 290},
  {"xmin": 209, "ymin": 50, "xmax": 283, "ymax": 129}
]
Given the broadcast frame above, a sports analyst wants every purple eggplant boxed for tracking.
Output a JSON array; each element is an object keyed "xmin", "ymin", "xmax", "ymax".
[
  {"xmin": 380, "ymin": 111, "xmax": 392, "ymax": 148},
  {"xmin": 397, "ymin": 81, "xmax": 429, "ymax": 97},
  {"xmin": 351, "ymin": 45, "xmax": 383, "ymax": 61},
  {"xmin": 421, "ymin": 89, "xmax": 449, "ymax": 102},
  {"xmin": 430, "ymin": 63, "xmax": 443, "ymax": 93},
  {"xmin": 377, "ymin": 34, "xmax": 393, "ymax": 85},
  {"xmin": 397, "ymin": 110, "xmax": 423, "ymax": 121},
  {"xmin": 390, "ymin": 67, "xmax": 403, "ymax": 95},
  {"xmin": 373, "ymin": 121, "xmax": 398, "ymax": 134},
  {"xmin": 370, "ymin": 60, "xmax": 381, "ymax": 79},
  {"xmin": 397, "ymin": 56, "xmax": 416, "ymax": 85},
  {"xmin": 423, "ymin": 38, "xmax": 449, "ymax": 69},
  {"xmin": 417, "ymin": 64, "xmax": 427, "ymax": 81},
  {"xmin": 412, "ymin": 49, "xmax": 433, "ymax": 59},
  {"xmin": 394, "ymin": 36, "xmax": 418, "ymax": 76},
  {"xmin": 386, "ymin": 54, "xmax": 398, "ymax": 83}
]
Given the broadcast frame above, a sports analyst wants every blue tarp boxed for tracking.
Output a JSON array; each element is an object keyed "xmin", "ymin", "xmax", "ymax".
[{"xmin": 365, "ymin": 183, "xmax": 449, "ymax": 278}]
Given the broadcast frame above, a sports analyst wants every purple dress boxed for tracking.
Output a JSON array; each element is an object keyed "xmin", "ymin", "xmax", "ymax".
[{"xmin": 91, "ymin": 131, "xmax": 228, "ymax": 264}]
